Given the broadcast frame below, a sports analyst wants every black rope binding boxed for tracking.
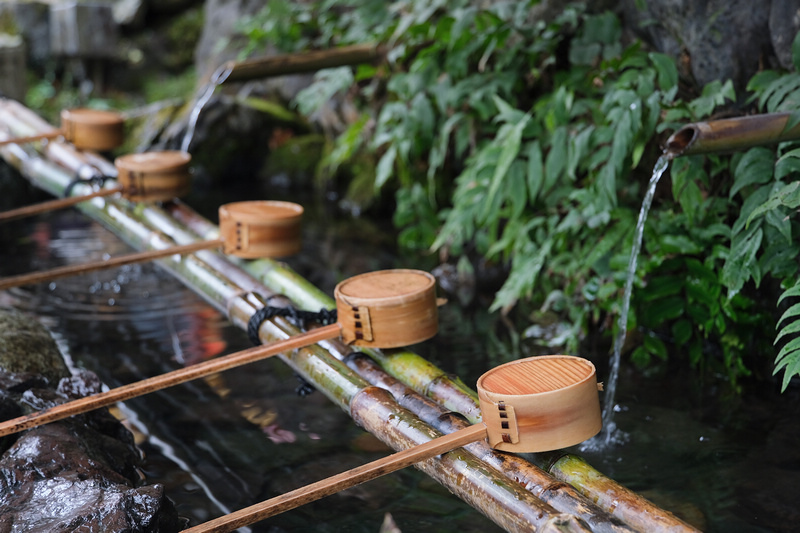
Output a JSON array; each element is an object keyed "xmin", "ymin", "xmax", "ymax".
[
  {"xmin": 247, "ymin": 305, "xmax": 337, "ymax": 346},
  {"xmin": 64, "ymin": 168, "xmax": 112, "ymax": 198},
  {"xmin": 247, "ymin": 304, "xmax": 337, "ymax": 397}
]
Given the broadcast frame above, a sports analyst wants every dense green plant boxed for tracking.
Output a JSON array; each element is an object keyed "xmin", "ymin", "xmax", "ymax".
[{"xmin": 238, "ymin": 1, "xmax": 800, "ymax": 391}]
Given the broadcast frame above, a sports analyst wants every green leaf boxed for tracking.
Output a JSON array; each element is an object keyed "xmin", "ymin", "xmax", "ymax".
[
  {"xmin": 490, "ymin": 238, "xmax": 553, "ymax": 313},
  {"xmin": 779, "ymin": 280, "xmax": 800, "ymax": 304},
  {"xmin": 642, "ymin": 295, "xmax": 685, "ymax": 324},
  {"xmin": 526, "ymin": 140, "xmax": 544, "ymax": 203},
  {"xmin": 722, "ymin": 224, "xmax": 763, "ymax": 295},
  {"xmin": 374, "ymin": 145, "xmax": 397, "ymax": 190},
  {"xmin": 649, "ymin": 52, "xmax": 678, "ymax": 91},
  {"xmin": 746, "ymin": 181, "xmax": 800, "ymax": 226},
  {"xmin": 543, "ymin": 126, "xmax": 567, "ymax": 194},
  {"xmin": 672, "ymin": 319, "xmax": 693, "ymax": 345},
  {"xmin": 643, "ymin": 334, "xmax": 669, "ymax": 361},
  {"xmin": 774, "ymin": 146, "xmax": 800, "ymax": 179},
  {"xmin": 730, "ymin": 147, "xmax": 775, "ymax": 199},
  {"xmin": 642, "ymin": 274, "xmax": 684, "ymax": 301},
  {"xmin": 482, "ymin": 114, "xmax": 529, "ymax": 219}
]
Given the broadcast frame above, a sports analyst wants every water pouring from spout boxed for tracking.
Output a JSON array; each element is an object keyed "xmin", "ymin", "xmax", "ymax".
[{"xmin": 585, "ymin": 153, "xmax": 673, "ymax": 450}]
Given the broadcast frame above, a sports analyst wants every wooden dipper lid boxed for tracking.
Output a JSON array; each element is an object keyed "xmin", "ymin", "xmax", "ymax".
[
  {"xmin": 334, "ymin": 269, "xmax": 438, "ymax": 348},
  {"xmin": 218, "ymin": 200, "xmax": 303, "ymax": 258},
  {"xmin": 477, "ymin": 355, "xmax": 602, "ymax": 452},
  {"xmin": 60, "ymin": 108, "xmax": 124, "ymax": 151},
  {"xmin": 115, "ymin": 151, "xmax": 192, "ymax": 202}
]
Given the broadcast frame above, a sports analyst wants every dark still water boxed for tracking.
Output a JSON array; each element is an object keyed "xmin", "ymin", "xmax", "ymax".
[{"xmin": 1, "ymin": 162, "xmax": 798, "ymax": 532}]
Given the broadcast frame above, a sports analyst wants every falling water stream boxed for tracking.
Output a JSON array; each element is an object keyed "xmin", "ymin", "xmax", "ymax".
[
  {"xmin": 180, "ymin": 64, "xmax": 232, "ymax": 153},
  {"xmin": 589, "ymin": 154, "xmax": 672, "ymax": 448}
]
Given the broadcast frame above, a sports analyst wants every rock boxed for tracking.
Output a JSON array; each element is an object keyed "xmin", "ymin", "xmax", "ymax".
[
  {"xmin": 0, "ymin": 308, "xmax": 184, "ymax": 532},
  {"xmin": 621, "ymin": 0, "xmax": 774, "ymax": 91},
  {"xmin": 0, "ymin": 307, "xmax": 70, "ymax": 386},
  {"xmin": 768, "ymin": 1, "xmax": 800, "ymax": 70}
]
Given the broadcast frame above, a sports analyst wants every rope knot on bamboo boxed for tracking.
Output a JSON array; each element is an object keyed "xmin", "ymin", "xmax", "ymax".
[
  {"xmin": 64, "ymin": 171, "xmax": 112, "ymax": 198},
  {"xmin": 247, "ymin": 305, "xmax": 337, "ymax": 346}
]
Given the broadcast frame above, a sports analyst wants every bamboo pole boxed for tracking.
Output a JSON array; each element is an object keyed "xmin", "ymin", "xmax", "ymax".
[
  {"xmin": 541, "ymin": 454, "xmax": 699, "ymax": 533},
  {"xmin": 221, "ymin": 43, "xmax": 386, "ymax": 84},
  {"xmin": 0, "ymin": 98, "xmax": 592, "ymax": 532},
  {"xmin": 664, "ymin": 112, "xmax": 800, "ymax": 157}
]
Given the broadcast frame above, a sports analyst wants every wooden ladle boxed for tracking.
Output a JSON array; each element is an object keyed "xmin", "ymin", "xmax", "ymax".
[
  {"xmin": 0, "ymin": 150, "xmax": 192, "ymax": 223},
  {"xmin": 182, "ymin": 355, "xmax": 603, "ymax": 532},
  {"xmin": 0, "ymin": 199, "xmax": 303, "ymax": 291},
  {"xmin": 0, "ymin": 108, "xmax": 124, "ymax": 150},
  {"xmin": 0, "ymin": 269, "xmax": 440, "ymax": 437}
]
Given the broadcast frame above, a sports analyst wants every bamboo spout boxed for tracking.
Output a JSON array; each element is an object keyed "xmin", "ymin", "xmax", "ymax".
[
  {"xmin": 665, "ymin": 112, "xmax": 800, "ymax": 157},
  {"xmin": 221, "ymin": 43, "xmax": 386, "ymax": 84}
]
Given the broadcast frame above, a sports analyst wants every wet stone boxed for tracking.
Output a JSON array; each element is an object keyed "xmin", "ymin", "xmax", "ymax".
[
  {"xmin": 0, "ymin": 309, "xmax": 184, "ymax": 532},
  {"xmin": 0, "ymin": 307, "xmax": 70, "ymax": 385}
]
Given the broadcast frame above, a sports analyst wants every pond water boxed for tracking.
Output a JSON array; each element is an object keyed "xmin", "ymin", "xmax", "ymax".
[{"xmin": 0, "ymin": 159, "xmax": 798, "ymax": 533}]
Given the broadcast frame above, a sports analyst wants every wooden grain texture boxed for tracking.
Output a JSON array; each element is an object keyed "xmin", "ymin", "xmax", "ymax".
[
  {"xmin": 477, "ymin": 355, "xmax": 602, "ymax": 453},
  {"xmin": 115, "ymin": 150, "xmax": 192, "ymax": 202},
  {"xmin": 334, "ymin": 269, "xmax": 438, "ymax": 348},
  {"xmin": 219, "ymin": 201, "xmax": 303, "ymax": 258}
]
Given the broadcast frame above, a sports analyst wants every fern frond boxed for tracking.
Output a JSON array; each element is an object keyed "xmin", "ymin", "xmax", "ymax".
[{"xmin": 774, "ymin": 279, "xmax": 800, "ymax": 391}]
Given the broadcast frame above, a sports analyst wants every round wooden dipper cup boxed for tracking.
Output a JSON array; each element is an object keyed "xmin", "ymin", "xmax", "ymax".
[
  {"xmin": 334, "ymin": 269, "xmax": 438, "ymax": 348},
  {"xmin": 0, "ymin": 108, "xmax": 124, "ymax": 150},
  {"xmin": 0, "ymin": 200, "xmax": 304, "ymax": 290},
  {"xmin": 219, "ymin": 200, "xmax": 304, "ymax": 258},
  {"xmin": 0, "ymin": 150, "xmax": 193, "ymax": 223},
  {"xmin": 114, "ymin": 150, "xmax": 192, "ymax": 202},
  {"xmin": 0, "ymin": 268, "xmax": 438, "ymax": 439},
  {"xmin": 180, "ymin": 354, "xmax": 603, "ymax": 533},
  {"xmin": 476, "ymin": 355, "xmax": 603, "ymax": 452}
]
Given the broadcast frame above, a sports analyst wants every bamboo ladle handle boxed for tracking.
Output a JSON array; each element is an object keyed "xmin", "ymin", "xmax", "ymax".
[
  {"xmin": 0, "ymin": 322, "xmax": 342, "ymax": 437},
  {"xmin": 0, "ymin": 130, "xmax": 63, "ymax": 147},
  {"xmin": 0, "ymin": 238, "xmax": 225, "ymax": 291},
  {"xmin": 0, "ymin": 186, "xmax": 122, "ymax": 223},
  {"xmin": 182, "ymin": 422, "xmax": 488, "ymax": 533}
]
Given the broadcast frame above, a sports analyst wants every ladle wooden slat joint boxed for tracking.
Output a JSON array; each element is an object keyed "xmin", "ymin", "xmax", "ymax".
[{"xmin": 182, "ymin": 355, "xmax": 603, "ymax": 532}]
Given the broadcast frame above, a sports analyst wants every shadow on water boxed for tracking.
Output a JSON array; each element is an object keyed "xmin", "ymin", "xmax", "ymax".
[{"xmin": 1, "ymin": 158, "xmax": 800, "ymax": 532}]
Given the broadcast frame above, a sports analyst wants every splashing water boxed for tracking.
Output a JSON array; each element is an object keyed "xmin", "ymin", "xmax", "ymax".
[
  {"xmin": 583, "ymin": 154, "xmax": 672, "ymax": 451},
  {"xmin": 180, "ymin": 63, "xmax": 233, "ymax": 153}
]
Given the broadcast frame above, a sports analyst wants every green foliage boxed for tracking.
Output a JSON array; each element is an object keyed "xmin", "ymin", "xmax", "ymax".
[{"xmin": 238, "ymin": 1, "xmax": 800, "ymax": 391}]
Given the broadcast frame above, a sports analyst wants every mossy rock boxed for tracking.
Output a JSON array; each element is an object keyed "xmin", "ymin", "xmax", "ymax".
[{"xmin": 0, "ymin": 308, "xmax": 70, "ymax": 385}]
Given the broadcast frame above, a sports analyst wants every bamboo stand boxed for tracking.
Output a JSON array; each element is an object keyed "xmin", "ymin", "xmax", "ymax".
[{"xmin": 183, "ymin": 356, "xmax": 603, "ymax": 532}]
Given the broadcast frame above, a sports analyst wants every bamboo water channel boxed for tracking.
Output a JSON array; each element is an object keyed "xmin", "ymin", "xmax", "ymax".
[{"xmin": 0, "ymin": 98, "xmax": 697, "ymax": 532}]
